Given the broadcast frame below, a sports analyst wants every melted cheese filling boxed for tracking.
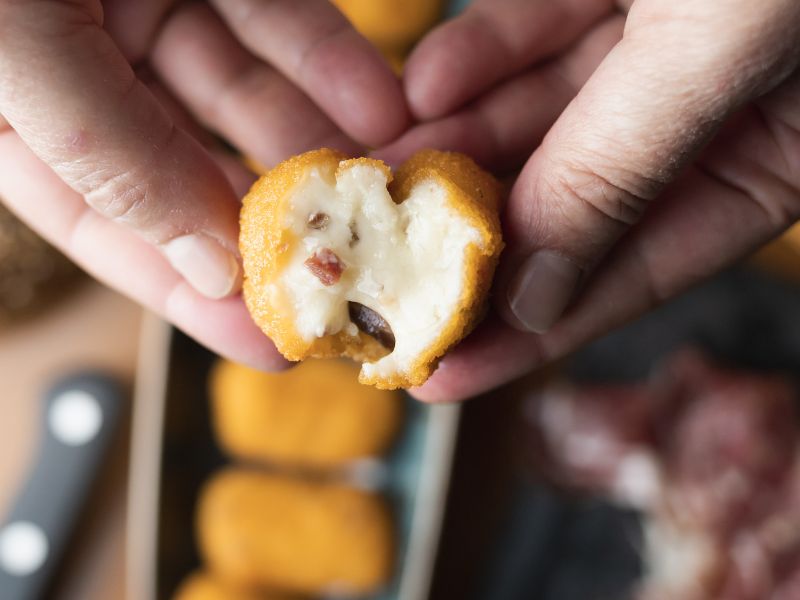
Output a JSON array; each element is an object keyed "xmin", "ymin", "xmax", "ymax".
[{"xmin": 279, "ymin": 161, "xmax": 481, "ymax": 380}]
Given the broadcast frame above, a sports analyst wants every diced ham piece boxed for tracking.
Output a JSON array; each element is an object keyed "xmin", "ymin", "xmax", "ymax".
[{"xmin": 304, "ymin": 248, "xmax": 344, "ymax": 286}]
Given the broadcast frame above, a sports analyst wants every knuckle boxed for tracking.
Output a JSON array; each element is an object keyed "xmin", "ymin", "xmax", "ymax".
[
  {"xmin": 83, "ymin": 169, "xmax": 150, "ymax": 222},
  {"xmin": 540, "ymin": 156, "xmax": 659, "ymax": 230},
  {"xmin": 81, "ymin": 169, "xmax": 179, "ymax": 246},
  {"xmin": 77, "ymin": 123, "xmax": 180, "ymax": 233}
]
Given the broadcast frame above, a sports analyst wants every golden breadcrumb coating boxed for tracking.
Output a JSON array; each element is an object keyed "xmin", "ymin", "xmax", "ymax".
[
  {"xmin": 334, "ymin": 0, "xmax": 444, "ymax": 54},
  {"xmin": 209, "ymin": 358, "xmax": 402, "ymax": 468},
  {"xmin": 172, "ymin": 571, "xmax": 296, "ymax": 600},
  {"xmin": 197, "ymin": 469, "xmax": 394, "ymax": 596},
  {"xmin": 240, "ymin": 148, "xmax": 503, "ymax": 389}
]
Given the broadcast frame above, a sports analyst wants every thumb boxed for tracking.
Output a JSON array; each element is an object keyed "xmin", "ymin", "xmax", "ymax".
[{"xmin": 500, "ymin": 0, "xmax": 800, "ymax": 333}]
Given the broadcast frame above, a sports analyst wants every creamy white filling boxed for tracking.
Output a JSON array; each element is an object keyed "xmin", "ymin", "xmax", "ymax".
[{"xmin": 277, "ymin": 161, "xmax": 481, "ymax": 379}]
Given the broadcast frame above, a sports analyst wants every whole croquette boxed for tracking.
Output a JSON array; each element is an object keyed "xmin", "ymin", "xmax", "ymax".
[
  {"xmin": 210, "ymin": 358, "xmax": 402, "ymax": 468},
  {"xmin": 240, "ymin": 149, "xmax": 503, "ymax": 389},
  {"xmin": 333, "ymin": 0, "xmax": 445, "ymax": 58},
  {"xmin": 198, "ymin": 469, "xmax": 394, "ymax": 596},
  {"xmin": 172, "ymin": 571, "xmax": 297, "ymax": 600}
]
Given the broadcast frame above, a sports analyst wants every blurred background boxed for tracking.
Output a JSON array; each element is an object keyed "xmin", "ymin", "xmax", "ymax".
[{"xmin": 3, "ymin": 1, "xmax": 800, "ymax": 599}]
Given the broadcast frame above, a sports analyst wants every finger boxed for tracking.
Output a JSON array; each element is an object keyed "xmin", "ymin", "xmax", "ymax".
[
  {"xmin": 404, "ymin": 0, "xmax": 613, "ymax": 120},
  {"xmin": 0, "ymin": 131, "xmax": 286, "ymax": 371},
  {"xmin": 137, "ymin": 68, "xmax": 258, "ymax": 196},
  {"xmin": 409, "ymin": 315, "xmax": 544, "ymax": 403},
  {"xmin": 102, "ymin": 0, "xmax": 177, "ymax": 63},
  {"xmin": 212, "ymin": 151, "xmax": 258, "ymax": 198},
  {"xmin": 413, "ymin": 172, "xmax": 795, "ymax": 402},
  {"xmin": 0, "ymin": 1, "xmax": 242, "ymax": 299},
  {"xmin": 210, "ymin": 0, "xmax": 409, "ymax": 146},
  {"xmin": 151, "ymin": 2, "xmax": 359, "ymax": 170},
  {"xmin": 412, "ymin": 94, "xmax": 800, "ymax": 402},
  {"xmin": 137, "ymin": 65, "xmax": 218, "ymax": 147},
  {"xmin": 499, "ymin": 0, "xmax": 800, "ymax": 334},
  {"xmin": 758, "ymin": 68, "xmax": 800, "ymax": 133},
  {"xmin": 376, "ymin": 16, "xmax": 624, "ymax": 172}
]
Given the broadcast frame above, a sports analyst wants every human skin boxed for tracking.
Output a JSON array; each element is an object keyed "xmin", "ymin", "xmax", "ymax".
[
  {"xmin": 1, "ymin": 2, "xmax": 798, "ymax": 400},
  {"xmin": 378, "ymin": 0, "xmax": 800, "ymax": 402},
  {"xmin": 0, "ymin": 0, "xmax": 408, "ymax": 371}
]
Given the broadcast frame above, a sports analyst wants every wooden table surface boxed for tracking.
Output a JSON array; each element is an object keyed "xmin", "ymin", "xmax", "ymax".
[{"xmin": 0, "ymin": 280, "xmax": 142, "ymax": 600}]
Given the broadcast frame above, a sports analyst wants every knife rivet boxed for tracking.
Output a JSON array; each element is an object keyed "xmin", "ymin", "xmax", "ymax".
[
  {"xmin": 0, "ymin": 521, "xmax": 49, "ymax": 576},
  {"xmin": 48, "ymin": 389, "xmax": 103, "ymax": 446}
]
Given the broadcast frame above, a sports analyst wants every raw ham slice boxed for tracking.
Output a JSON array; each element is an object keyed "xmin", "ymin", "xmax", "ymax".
[{"xmin": 527, "ymin": 350, "xmax": 800, "ymax": 599}]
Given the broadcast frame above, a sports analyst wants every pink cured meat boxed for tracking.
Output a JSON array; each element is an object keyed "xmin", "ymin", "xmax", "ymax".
[{"xmin": 526, "ymin": 350, "xmax": 800, "ymax": 599}]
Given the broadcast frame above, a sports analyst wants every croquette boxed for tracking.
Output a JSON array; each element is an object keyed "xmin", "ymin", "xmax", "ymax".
[
  {"xmin": 197, "ymin": 469, "xmax": 394, "ymax": 596},
  {"xmin": 239, "ymin": 149, "xmax": 503, "ymax": 389},
  {"xmin": 172, "ymin": 571, "xmax": 296, "ymax": 600},
  {"xmin": 209, "ymin": 358, "xmax": 402, "ymax": 468}
]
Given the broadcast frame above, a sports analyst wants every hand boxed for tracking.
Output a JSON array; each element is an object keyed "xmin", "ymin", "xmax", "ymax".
[
  {"xmin": 0, "ymin": 0, "xmax": 408, "ymax": 370},
  {"xmin": 378, "ymin": 0, "xmax": 800, "ymax": 401}
]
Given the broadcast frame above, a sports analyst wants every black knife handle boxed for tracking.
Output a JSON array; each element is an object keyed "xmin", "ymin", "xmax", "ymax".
[{"xmin": 0, "ymin": 373, "xmax": 124, "ymax": 600}]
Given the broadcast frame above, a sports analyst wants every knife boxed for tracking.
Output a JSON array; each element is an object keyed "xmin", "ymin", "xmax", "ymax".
[{"xmin": 0, "ymin": 373, "xmax": 124, "ymax": 600}]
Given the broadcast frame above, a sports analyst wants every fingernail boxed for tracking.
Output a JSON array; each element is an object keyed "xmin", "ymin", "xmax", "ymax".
[
  {"xmin": 162, "ymin": 234, "xmax": 240, "ymax": 299},
  {"xmin": 507, "ymin": 251, "xmax": 581, "ymax": 333}
]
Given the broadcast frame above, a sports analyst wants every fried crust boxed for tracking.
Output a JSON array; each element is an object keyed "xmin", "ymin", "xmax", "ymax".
[
  {"xmin": 197, "ymin": 469, "xmax": 393, "ymax": 595},
  {"xmin": 209, "ymin": 358, "xmax": 402, "ymax": 468},
  {"xmin": 240, "ymin": 149, "xmax": 503, "ymax": 389},
  {"xmin": 172, "ymin": 571, "xmax": 295, "ymax": 600}
]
